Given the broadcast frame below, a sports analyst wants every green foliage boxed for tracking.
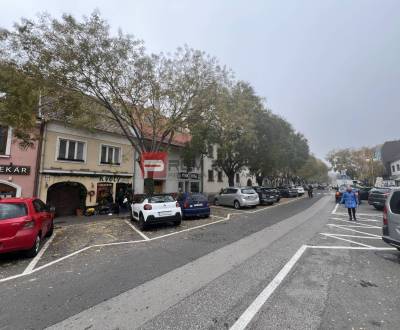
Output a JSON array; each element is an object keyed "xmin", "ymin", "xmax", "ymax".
[
  {"xmin": 327, "ymin": 147, "xmax": 384, "ymax": 185},
  {"xmin": 297, "ymin": 155, "xmax": 329, "ymax": 183}
]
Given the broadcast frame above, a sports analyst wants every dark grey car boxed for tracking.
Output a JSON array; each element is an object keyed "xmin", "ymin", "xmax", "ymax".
[{"xmin": 382, "ymin": 188, "xmax": 400, "ymax": 250}]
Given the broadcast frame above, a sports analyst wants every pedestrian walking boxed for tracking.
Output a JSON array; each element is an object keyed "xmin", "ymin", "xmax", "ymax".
[
  {"xmin": 340, "ymin": 185, "xmax": 359, "ymax": 221},
  {"xmin": 308, "ymin": 185, "xmax": 313, "ymax": 198}
]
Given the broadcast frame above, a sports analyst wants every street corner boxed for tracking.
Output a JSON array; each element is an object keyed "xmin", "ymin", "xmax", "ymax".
[{"xmin": 34, "ymin": 218, "xmax": 144, "ymax": 268}]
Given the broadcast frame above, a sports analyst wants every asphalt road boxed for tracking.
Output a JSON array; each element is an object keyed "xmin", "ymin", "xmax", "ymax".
[{"xmin": 1, "ymin": 192, "xmax": 398, "ymax": 330}]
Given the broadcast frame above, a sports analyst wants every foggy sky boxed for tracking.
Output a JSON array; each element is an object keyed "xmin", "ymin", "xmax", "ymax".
[{"xmin": 2, "ymin": 0, "xmax": 400, "ymax": 159}]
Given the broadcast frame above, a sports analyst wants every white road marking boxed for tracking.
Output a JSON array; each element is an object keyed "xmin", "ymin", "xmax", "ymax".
[
  {"xmin": 330, "ymin": 216, "xmax": 379, "ymax": 223},
  {"xmin": 124, "ymin": 220, "xmax": 150, "ymax": 241},
  {"xmin": 329, "ymin": 218, "xmax": 380, "ymax": 228},
  {"xmin": 230, "ymin": 245, "xmax": 308, "ymax": 330},
  {"xmin": 22, "ymin": 233, "xmax": 56, "ymax": 275},
  {"xmin": 320, "ymin": 233, "xmax": 374, "ymax": 248},
  {"xmin": 320, "ymin": 233, "xmax": 381, "ymax": 239},
  {"xmin": 334, "ymin": 212, "xmax": 381, "ymax": 217},
  {"xmin": 331, "ymin": 203, "xmax": 339, "ymax": 214},
  {"xmin": 327, "ymin": 224, "xmax": 381, "ymax": 237},
  {"xmin": 308, "ymin": 245, "xmax": 396, "ymax": 250},
  {"xmin": 0, "ymin": 196, "xmax": 313, "ymax": 284}
]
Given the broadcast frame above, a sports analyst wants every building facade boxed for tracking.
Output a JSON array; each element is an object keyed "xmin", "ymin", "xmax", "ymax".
[
  {"xmin": 0, "ymin": 125, "xmax": 41, "ymax": 198},
  {"xmin": 38, "ymin": 121, "xmax": 134, "ymax": 216},
  {"xmin": 389, "ymin": 157, "xmax": 400, "ymax": 186}
]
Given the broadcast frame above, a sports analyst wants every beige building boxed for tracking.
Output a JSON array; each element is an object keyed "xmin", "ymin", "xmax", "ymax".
[{"xmin": 38, "ymin": 121, "xmax": 134, "ymax": 216}]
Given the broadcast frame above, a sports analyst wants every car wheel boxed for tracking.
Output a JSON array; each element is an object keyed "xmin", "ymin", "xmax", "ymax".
[
  {"xmin": 130, "ymin": 211, "xmax": 134, "ymax": 222},
  {"xmin": 234, "ymin": 200, "xmax": 241, "ymax": 209},
  {"xmin": 267, "ymin": 202, "xmax": 273, "ymax": 206},
  {"xmin": 173, "ymin": 215, "xmax": 182, "ymax": 226},
  {"xmin": 26, "ymin": 234, "xmax": 41, "ymax": 258},
  {"xmin": 214, "ymin": 199, "xmax": 219, "ymax": 206},
  {"xmin": 46, "ymin": 221, "xmax": 54, "ymax": 237},
  {"xmin": 204, "ymin": 214, "xmax": 210, "ymax": 218},
  {"xmin": 138, "ymin": 213, "xmax": 146, "ymax": 230}
]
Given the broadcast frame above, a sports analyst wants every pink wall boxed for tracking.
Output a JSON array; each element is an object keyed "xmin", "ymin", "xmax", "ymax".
[{"xmin": 0, "ymin": 131, "xmax": 39, "ymax": 198}]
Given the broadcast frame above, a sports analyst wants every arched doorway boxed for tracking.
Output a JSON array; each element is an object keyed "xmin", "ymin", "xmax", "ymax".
[
  {"xmin": 247, "ymin": 179, "xmax": 253, "ymax": 187},
  {"xmin": 47, "ymin": 182, "xmax": 87, "ymax": 217},
  {"xmin": 0, "ymin": 180, "xmax": 21, "ymax": 198}
]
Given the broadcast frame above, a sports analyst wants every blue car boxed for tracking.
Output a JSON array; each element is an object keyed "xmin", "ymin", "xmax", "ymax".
[{"xmin": 177, "ymin": 193, "xmax": 211, "ymax": 219}]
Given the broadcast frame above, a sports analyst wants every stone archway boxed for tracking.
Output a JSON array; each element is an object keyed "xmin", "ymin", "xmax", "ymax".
[
  {"xmin": 0, "ymin": 180, "xmax": 21, "ymax": 198},
  {"xmin": 47, "ymin": 182, "xmax": 87, "ymax": 217},
  {"xmin": 247, "ymin": 178, "xmax": 253, "ymax": 187}
]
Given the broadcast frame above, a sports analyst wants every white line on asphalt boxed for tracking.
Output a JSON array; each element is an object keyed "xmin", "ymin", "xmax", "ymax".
[
  {"xmin": 334, "ymin": 212, "xmax": 381, "ymax": 217},
  {"xmin": 230, "ymin": 245, "xmax": 308, "ymax": 330},
  {"xmin": 330, "ymin": 218, "xmax": 380, "ymax": 228},
  {"xmin": 326, "ymin": 224, "xmax": 381, "ymax": 237},
  {"xmin": 331, "ymin": 203, "xmax": 339, "ymax": 214},
  {"xmin": 320, "ymin": 233, "xmax": 381, "ymax": 239},
  {"xmin": 0, "ymin": 196, "xmax": 319, "ymax": 284},
  {"xmin": 308, "ymin": 245, "xmax": 396, "ymax": 250},
  {"xmin": 330, "ymin": 216, "xmax": 379, "ymax": 223},
  {"xmin": 124, "ymin": 220, "xmax": 150, "ymax": 241},
  {"xmin": 22, "ymin": 233, "xmax": 56, "ymax": 275},
  {"xmin": 320, "ymin": 233, "xmax": 374, "ymax": 248}
]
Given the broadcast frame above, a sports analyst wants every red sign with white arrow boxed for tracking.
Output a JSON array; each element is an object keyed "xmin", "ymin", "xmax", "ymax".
[{"xmin": 140, "ymin": 152, "xmax": 168, "ymax": 179}]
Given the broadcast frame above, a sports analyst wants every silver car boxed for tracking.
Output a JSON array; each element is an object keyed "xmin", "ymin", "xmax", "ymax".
[
  {"xmin": 214, "ymin": 187, "xmax": 260, "ymax": 209},
  {"xmin": 382, "ymin": 188, "xmax": 400, "ymax": 250}
]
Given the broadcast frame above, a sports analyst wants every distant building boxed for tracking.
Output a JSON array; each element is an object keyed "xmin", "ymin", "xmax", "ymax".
[{"xmin": 381, "ymin": 140, "xmax": 400, "ymax": 177}]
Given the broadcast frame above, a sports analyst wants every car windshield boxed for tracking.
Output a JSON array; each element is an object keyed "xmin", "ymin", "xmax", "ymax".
[
  {"xmin": 0, "ymin": 203, "xmax": 27, "ymax": 220},
  {"xmin": 190, "ymin": 193, "xmax": 207, "ymax": 202},
  {"xmin": 241, "ymin": 189, "xmax": 256, "ymax": 194},
  {"xmin": 148, "ymin": 195, "xmax": 175, "ymax": 203}
]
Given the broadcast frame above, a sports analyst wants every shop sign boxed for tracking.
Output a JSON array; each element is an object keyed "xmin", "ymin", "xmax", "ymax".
[
  {"xmin": 98, "ymin": 175, "xmax": 123, "ymax": 183},
  {"xmin": 0, "ymin": 165, "xmax": 30, "ymax": 175},
  {"xmin": 178, "ymin": 172, "xmax": 199, "ymax": 180},
  {"xmin": 140, "ymin": 152, "xmax": 168, "ymax": 179}
]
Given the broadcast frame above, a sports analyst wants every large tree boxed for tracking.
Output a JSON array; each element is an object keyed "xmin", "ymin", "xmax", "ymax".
[
  {"xmin": 2, "ymin": 12, "xmax": 224, "ymax": 157},
  {"xmin": 210, "ymin": 81, "xmax": 262, "ymax": 186}
]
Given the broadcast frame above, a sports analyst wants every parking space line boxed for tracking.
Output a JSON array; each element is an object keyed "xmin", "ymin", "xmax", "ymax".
[
  {"xmin": 331, "ymin": 203, "xmax": 339, "ymax": 214},
  {"xmin": 308, "ymin": 245, "xmax": 396, "ymax": 250},
  {"xmin": 22, "ymin": 233, "xmax": 56, "ymax": 275},
  {"xmin": 230, "ymin": 245, "xmax": 308, "ymax": 330},
  {"xmin": 329, "ymin": 218, "xmax": 380, "ymax": 228},
  {"xmin": 124, "ymin": 220, "xmax": 150, "ymax": 241},
  {"xmin": 0, "ymin": 196, "xmax": 320, "ymax": 284},
  {"xmin": 320, "ymin": 233, "xmax": 374, "ymax": 248},
  {"xmin": 320, "ymin": 233, "xmax": 380, "ymax": 239},
  {"xmin": 327, "ymin": 224, "xmax": 381, "ymax": 237}
]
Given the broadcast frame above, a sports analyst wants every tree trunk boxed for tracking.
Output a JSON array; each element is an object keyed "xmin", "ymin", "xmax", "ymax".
[
  {"xmin": 228, "ymin": 174, "xmax": 235, "ymax": 187},
  {"xmin": 256, "ymin": 175, "xmax": 264, "ymax": 186}
]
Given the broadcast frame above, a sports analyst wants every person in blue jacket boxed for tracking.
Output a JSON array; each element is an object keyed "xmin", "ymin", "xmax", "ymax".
[{"xmin": 340, "ymin": 185, "xmax": 359, "ymax": 221}]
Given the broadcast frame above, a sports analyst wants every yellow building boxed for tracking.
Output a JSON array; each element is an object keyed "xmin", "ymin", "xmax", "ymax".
[{"xmin": 38, "ymin": 121, "xmax": 134, "ymax": 216}]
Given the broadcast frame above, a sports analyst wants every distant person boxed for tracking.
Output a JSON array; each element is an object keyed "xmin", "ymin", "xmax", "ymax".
[
  {"xmin": 308, "ymin": 185, "xmax": 313, "ymax": 198},
  {"xmin": 340, "ymin": 185, "xmax": 359, "ymax": 221}
]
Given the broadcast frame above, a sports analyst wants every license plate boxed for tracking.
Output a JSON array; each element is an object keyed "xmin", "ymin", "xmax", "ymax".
[
  {"xmin": 194, "ymin": 203, "xmax": 203, "ymax": 207},
  {"xmin": 159, "ymin": 211, "xmax": 171, "ymax": 216}
]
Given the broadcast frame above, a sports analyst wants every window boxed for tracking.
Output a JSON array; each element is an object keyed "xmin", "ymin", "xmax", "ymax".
[
  {"xmin": 207, "ymin": 145, "xmax": 214, "ymax": 158},
  {"xmin": 236, "ymin": 173, "xmax": 240, "ymax": 183},
  {"xmin": 190, "ymin": 181, "xmax": 200, "ymax": 193},
  {"xmin": 218, "ymin": 171, "xmax": 223, "ymax": 182},
  {"xmin": 0, "ymin": 203, "xmax": 27, "ymax": 220},
  {"xmin": 397, "ymin": 164, "xmax": 400, "ymax": 171},
  {"xmin": 100, "ymin": 145, "xmax": 121, "ymax": 165},
  {"xmin": 208, "ymin": 170, "xmax": 214, "ymax": 182},
  {"xmin": 0, "ymin": 126, "xmax": 11, "ymax": 156},
  {"xmin": 33, "ymin": 199, "xmax": 47, "ymax": 213},
  {"xmin": 392, "ymin": 165, "xmax": 396, "ymax": 173},
  {"xmin": 390, "ymin": 191, "xmax": 400, "ymax": 214},
  {"xmin": 58, "ymin": 138, "xmax": 85, "ymax": 162},
  {"xmin": 227, "ymin": 188, "xmax": 238, "ymax": 194}
]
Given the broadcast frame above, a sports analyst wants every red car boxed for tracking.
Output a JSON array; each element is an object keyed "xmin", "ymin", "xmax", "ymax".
[{"xmin": 0, "ymin": 198, "xmax": 54, "ymax": 257}]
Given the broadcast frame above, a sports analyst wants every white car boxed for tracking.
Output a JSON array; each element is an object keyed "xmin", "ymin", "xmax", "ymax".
[
  {"xmin": 295, "ymin": 186, "xmax": 305, "ymax": 196},
  {"xmin": 131, "ymin": 194, "xmax": 182, "ymax": 230}
]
